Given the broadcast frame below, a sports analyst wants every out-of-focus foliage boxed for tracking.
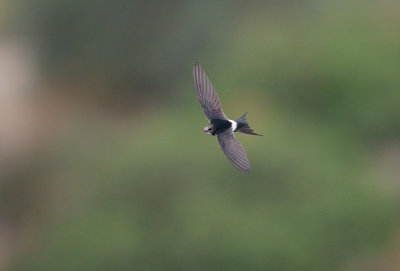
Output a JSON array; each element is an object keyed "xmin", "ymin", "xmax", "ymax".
[
  {"xmin": 1, "ymin": 1, "xmax": 400, "ymax": 271},
  {"xmin": 17, "ymin": 0, "xmax": 244, "ymax": 103}
]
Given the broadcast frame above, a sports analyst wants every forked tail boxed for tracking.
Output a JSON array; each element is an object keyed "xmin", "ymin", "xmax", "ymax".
[{"xmin": 235, "ymin": 112, "xmax": 262, "ymax": 136}]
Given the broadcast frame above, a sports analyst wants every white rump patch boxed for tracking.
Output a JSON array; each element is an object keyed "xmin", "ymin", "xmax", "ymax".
[{"xmin": 229, "ymin": 120, "xmax": 238, "ymax": 132}]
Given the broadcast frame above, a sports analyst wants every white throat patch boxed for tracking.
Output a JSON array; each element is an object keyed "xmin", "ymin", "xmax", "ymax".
[{"xmin": 229, "ymin": 120, "xmax": 238, "ymax": 132}]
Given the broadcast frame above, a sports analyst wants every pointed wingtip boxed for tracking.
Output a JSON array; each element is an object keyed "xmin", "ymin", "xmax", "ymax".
[
  {"xmin": 234, "ymin": 164, "xmax": 250, "ymax": 172},
  {"xmin": 193, "ymin": 62, "xmax": 199, "ymax": 75},
  {"xmin": 193, "ymin": 62, "xmax": 201, "ymax": 73}
]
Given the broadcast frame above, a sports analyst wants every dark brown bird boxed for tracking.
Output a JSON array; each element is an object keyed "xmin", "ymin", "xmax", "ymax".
[{"xmin": 193, "ymin": 63, "xmax": 262, "ymax": 172}]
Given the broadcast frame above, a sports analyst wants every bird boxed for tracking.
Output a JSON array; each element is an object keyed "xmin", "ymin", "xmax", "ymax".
[{"xmin": 193, "ymin": 62, "xmax": 262, "ymax": 172}]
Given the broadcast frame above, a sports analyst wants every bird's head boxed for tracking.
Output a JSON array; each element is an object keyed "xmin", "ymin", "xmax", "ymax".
[{"xmin": 204, "ymin": 124, "xmax": 215, "ymax": 135}]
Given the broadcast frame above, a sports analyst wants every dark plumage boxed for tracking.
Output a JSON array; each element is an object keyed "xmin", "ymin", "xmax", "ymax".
[
  {"xmin": 193, "ymin": 63, "xmax": 262, "ymax": 172},
  {"xmin": 235, "ymin": 113, "xmax": 262, "ymax": 136}
]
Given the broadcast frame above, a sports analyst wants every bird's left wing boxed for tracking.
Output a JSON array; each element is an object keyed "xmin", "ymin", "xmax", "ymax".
[
  {"xmin": 216, "ymin": 129, "xmax": 250, "ymax": 172},
  {"xmin": 193, "ymin": 63, "xmax": 228, "ymax": 121}
]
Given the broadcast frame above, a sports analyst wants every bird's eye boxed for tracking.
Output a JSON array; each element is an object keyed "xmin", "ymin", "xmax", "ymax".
[{"xmin": 208, "ymin": 128, "xmax": 212, "ymax": 131}]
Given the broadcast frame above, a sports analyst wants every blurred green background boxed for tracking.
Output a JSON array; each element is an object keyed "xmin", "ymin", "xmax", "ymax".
[{"xmin": 1, "ymin": 0, "xmax": 400, "ymax": 270}]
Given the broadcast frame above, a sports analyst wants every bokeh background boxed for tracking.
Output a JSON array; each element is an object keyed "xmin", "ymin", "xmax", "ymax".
[{"xmin": 1, "ymin": 0, "xmax": 400, "ymax": 270}]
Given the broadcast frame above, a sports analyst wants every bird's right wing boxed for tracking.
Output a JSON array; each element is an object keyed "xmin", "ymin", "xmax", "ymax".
[
  {"xmin": 216, "ymin": 129, "xmax": 250, "ymax": 172},
  {"xmin": 193, "ymin": 63, "xmax": 228, "ymax": 121}
]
